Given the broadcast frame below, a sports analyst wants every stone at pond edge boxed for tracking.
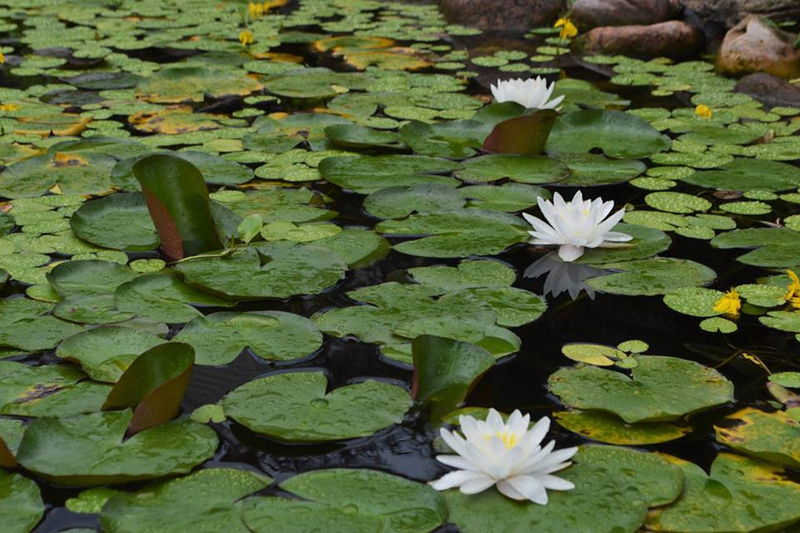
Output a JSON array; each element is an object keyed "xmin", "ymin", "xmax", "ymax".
[
  {"xmin": 438, "ymin": 0, "xmax": 565, "ymax": 32},
  {"xmin": 735, "ymin": 73, "xmax": 800, "ymax": 108},
  {"xmin": 678, "ymin": 0, "xmax": 800, "ymax": 28},
  {"xmin": 571, "ymin": 0, "xmax": 682, "ymax": 31},
  {"xmin": 577, "ymin": 20, "xmax": 704, "ymax": 59},
  {"xmin": 717, "ymin": 16, "xmax": 800, "ymax": 79}
]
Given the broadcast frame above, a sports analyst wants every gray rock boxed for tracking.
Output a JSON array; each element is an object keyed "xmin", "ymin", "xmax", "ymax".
[
  {"xmin": 571, "ymin": 0, "xmax": 682, "ymax": 31},
  {"xmin": 578, "ymin": 20, "xmax": 704, "ymax": 59},
  {"xmin": 680, "ymin": 0, "xmax": 800, "ymax": 28},
  {"xmin": 717, "ymin": 16, "xmax": 800, "ymax": 79},
  {"xmin": 735, "ymin": 73, "xmax": 800, "ymax": 108},
  {"xmin": 437, "ymin": 0, "xmax": 566, "ymax": 32}
]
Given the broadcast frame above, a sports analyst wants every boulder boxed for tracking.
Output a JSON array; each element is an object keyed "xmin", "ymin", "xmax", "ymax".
[
  {"xmin": 571, "ymin": 0, "xmax": 682, "ymax": 31},
  {"xmin": 735, "ymin": 73, "xmax": 800, "ymax": 108},
  {"xmin": 578, "ymin": 20, "xmax": 704, "ymax": 59},
  {"xmin": 437, "ymin": 0, "xmax": 566, "ymax": 32},
  {"xmin": 679, "ymin": 0, "xmax": 800, "ymax": 28},
  {"xmin": 717, "ymin": 16, "xmax": 800, "ymax": 79}
]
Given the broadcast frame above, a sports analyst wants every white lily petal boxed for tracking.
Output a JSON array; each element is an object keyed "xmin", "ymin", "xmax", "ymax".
[
  {"xmin": 558, "ymin": 244, "xmax": 584, "ymax": 262},
  {"xmin": 430, "ymin": 470, "xmax": 490, "ymax": 491}
]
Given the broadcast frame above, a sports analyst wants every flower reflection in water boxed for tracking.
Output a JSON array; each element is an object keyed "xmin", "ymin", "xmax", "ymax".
[{"xmin": 523, "ymin": 252, "xmax": 610, "ymax": 300}]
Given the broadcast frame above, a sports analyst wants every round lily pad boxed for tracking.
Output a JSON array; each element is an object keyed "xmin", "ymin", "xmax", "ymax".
[
  {"xmin": 175, "ymin": 243, "xmax": 347, "ymax": 300},
  {"xmin": 222, "ymin": 371, "xmax": 411, "ymax": 442},
  {"xmin": 454, "ymin": 154, "xmax": 567, "ymax": 184},
  {"xmin": 174, "ymin": 311, "xmax": 322, "ymax": 366},
  {"xmin": 70, "ymin": 193, "xmax": 158, "ymax": 252},
  {"xmin": 546, "ymin": 109, "xmax": 671, "ymax": 158},
  {"xmin": 549, "ymin": 355, "xmax": 734, "ymax": 423},
  {"xmin": 0, "ymin": 472, "xmax": 43, "ymax": 533},
  {"xmin": 16, "ymin": 410, "xmax": 218, "ymax": 486},
  {"xmin": 55, "ymin": 326, "xmax": 166, "ymax": 383},
  {"xmin": 647, "ymin": 454, "xmax": 800, "ymax": 532},
  {"xmin": 318, "ymin": 155, "xmax": 459, "ymax": 194},
  {"xmin": 101, "ymin": 468, "xmax": 272, "ymax": 533},
  {"xmin": 243, "ymin": 469, "xmax": 446, "ymax": 533},
  {"xmin": 586, "ymin": 258, "xmax": 716, "ymax": 296}
]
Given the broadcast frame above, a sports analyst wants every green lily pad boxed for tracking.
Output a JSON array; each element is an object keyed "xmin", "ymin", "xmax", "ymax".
[
  {"xmin": 70, "ymin": 193, "xmax": 158, "ymax": 252},
  {"xmin": 715, "ymin": 408, "xmax": 800, "ymax": 470},
  {"xmin": 363, "ymin": 184, "xmax": 464, "ymax": 219},
  {"xmin": 243, "ymin": 469, "xmax": 446, "ymax": 533},
  {"xmin": 318, "ymin": 155, "xmax": 459, "ymax": 194},
  {"xmin": 101, "ymin": 468, "xmax": 272, "ymax": 533},
  {"xmin": 262, "ymin": 67, "xmax": 369, "ymax": 99},
  {"xmin": 136, "ymin": 66, "xmax": 263, "ymax": 104},
  {"xmin": 555, "ymin": 153, "xmax": 646, "ymax": 186},
  {"xmin": 546, "ymin": 109, "xmax": 671, "ymax": 158},
  {"xmin": 175, "ymin": 243, "xmax": 347, "ymax": 300},
  {"xmin": 0, "ymin": 152, "xmax": 116, "ymax": 198},
  {"xmin": 681, "ymin": 158, "xmax": 800, "ymax": 192},
  {"xmin": 407, "ymin": 260, "xmax": 516, "ymax": 292},
  {"xmin": 554, "ymin": 410, "xmax": 691, "ymax": 445},
  {"xmin": 647, "ymin": 454, "xmax": 800, "ymax": 532},
  {"xmin": 16, "ymin": 410, "xmax": 218, "ymax": 486},
  {"xmin": 549, "ymin": 355, "xmax": 734, "ymax": 423},
  {"xmin": 0, "ymin": 472, "xmax": 43, "ymax": 533},
  {"xmin": 445, "ymin": 445, "xmax": 682, "ymax": 533},
  {"xmin": 114, "ymin": 272, "xmax": 235, "ymax": 323},
  {"xmin": 663, "ymin": 286, "xmax": 725, "ymax": 317},
  {"xmin": 376, "ymin": 210, "xmax": 528, "ymax": 258},
  {"xmin": 222, "ymin": 371, "xmax": 411, "ymax": 443},
  {"xmin": 645, "ymin": 192, "xmax": 712, "ymax": 214},
  {"xmin": 454, "ymin": 155, "xmax": 567, "ymax": 184},
  {"xmin": 586, "ymin": 258, "xmax": 716, "ymax": 296},
  {"xmin": 174, "ymin": 311, "xmax": 322, "ymax": 366},
  {"xmin": 209, "ymin": 187, "xmax": 334, "ymax": 225},
  {"xmin": 56, "ymin": 326, "xmax": 166, "ymax": 383},
  {"xmin": 711, "ymin": 228, "xmax": 800, "ymax": 267}
]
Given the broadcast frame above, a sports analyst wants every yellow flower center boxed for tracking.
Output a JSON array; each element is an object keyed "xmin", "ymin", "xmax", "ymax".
[
  {"xmin": 485, "ymin": 429, "xmax": 519, "ymax": 449},
  {"xmin": 784, "ymin": 269, "xmax": 800, "ymax": 301}
]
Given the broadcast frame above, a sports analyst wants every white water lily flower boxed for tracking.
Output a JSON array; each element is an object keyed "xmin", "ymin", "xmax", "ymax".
[
  {"xmin": 490, "ymin": 77, "xmax": 564, "ymax": 110},
  {"xmin": 523, "ymin": 191, "xmax": 632, "ymax": 262},
  {"xmin": 430, "ymin": 409, "xmax": 578, "ymax": 505}
]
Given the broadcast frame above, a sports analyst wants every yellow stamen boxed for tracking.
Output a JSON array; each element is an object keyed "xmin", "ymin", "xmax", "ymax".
[
  {"xmin": 249, "ymin": 2, "xmax": 263, "ymax": 18},
  {"xmin": 0, "ymin": 53, "xmax": 5, "ymax": 65},
  {"xmin": 554, "ymin": 18, "xmax": 578, "ymax": 40},
  {"xmin": 713, "ymin": 288, "xmax": 741, "ymax": 317},
  {"xmin": 496, "ymin": 430, "xmax": 519, "ymax": 449},
  {"xmin": 695, "ymin": 104, "xmax": 712, "ymax": 119}
]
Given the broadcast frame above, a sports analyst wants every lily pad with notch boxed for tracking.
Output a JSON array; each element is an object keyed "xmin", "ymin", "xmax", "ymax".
[
  {"xmin": 549, "ymin": 354, "xmax": 733, "ymax": 423},
  {"xmin": 714, "ymin": 408, "xmax": 800, "ymax": 470},
  {"xmin": 174, "ymin": 311, "xmax": 322, "ymax": 366},
  {"xmin": 319, "ymin": 154, "xmax": 460, "ymax": 194},
  {"xmin": 554, "ymin": 410, "xmax": 692, "ymax": 445},
  {"xmin": 221, "ymin": 371, "xmax": 411, "ymax": 443},
  {"xmin": 16, "ymin": 409, "xmax": 218, "ymax": 486},
  {"xmin": 243, "ymin": 469, "xmax": 446, "ymax": 533}
]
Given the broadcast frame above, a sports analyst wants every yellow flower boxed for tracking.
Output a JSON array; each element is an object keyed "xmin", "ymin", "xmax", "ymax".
[
  {"xmin": 0, "ymin": 53, "xmax": 5, "ymax": 65},
  {"xmin": 0, "ymin": 103, "xmax": 19, "ymax": 112},
  {"xmin": 249, "ymin": 2, "xmax": 263, "ymax": 18},
  {"xmin": 239, "ymin": 29, "xmax": 254, "ymax": 47},
  {"xmin": 554, "ymin": 18, "xmax": 578, "ymax": 40},
  {"xmin": 784, "ymin": 269, "xmax": 800, "ymax": 301},
  {"xmin": 695, "ymin": 104, "xmax": 712, "ymax": 119},
  {"xmin": 713, "ymin": 288, "xmax": 741, "ymax": 317}
]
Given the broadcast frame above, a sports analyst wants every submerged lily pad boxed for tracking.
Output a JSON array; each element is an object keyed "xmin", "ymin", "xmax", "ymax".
[
  {"xmin": 554, "ymin": 410, "xmax": 691, "ymax": 445},
  {"xmin": 549, "ymin": 355, "xmax": 734, "ymax": 423},
  {"xmin": 243, "ymin": 469, "xmax": 446, "ymax": 533},
  {"xmin": 16, "ymin": 410, "xmax": 218, "ymax": 486},
  {"xmin": 174, "ymin": 311, "xmax": 322, "ymax": 366}
]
